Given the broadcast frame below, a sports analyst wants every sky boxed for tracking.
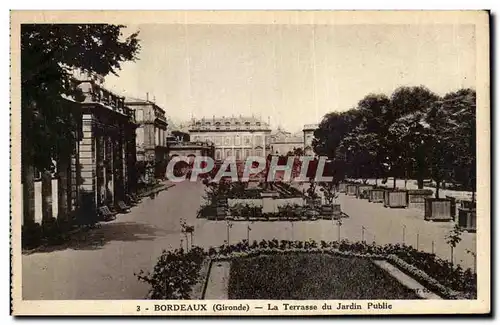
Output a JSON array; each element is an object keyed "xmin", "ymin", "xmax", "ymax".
[{"xmin": 104, "ymin": 23, "xmax": 476, "ymax": 133}]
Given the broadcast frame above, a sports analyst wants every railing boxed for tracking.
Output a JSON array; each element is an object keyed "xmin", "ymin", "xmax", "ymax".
[{"xmin": 87, "ymin": 82, "xmax": 131, "ymax": 117}]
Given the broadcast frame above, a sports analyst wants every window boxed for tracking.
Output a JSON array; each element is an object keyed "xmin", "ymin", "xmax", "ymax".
[
  {"xmin": 245, "ymin": 136, "xmax": 251, "ymax": 145},
  {"xmin": 255, "ymin": 149, "xmax": 263, "ymax": 156},
  {"xmin": 225, "ymin": 136, "xmax": 231, "ymax": 146},
  {"xmin": 215, "ymin": 136, "xmax": 222, "ymax": 145},
  {"xmin": 215, "ymin": 149, "xmax": 222, "ymax": 160},
  {"xmin": 235, "ymin": 135, "xmax": 241, "ymax": 146},
  {"xmin": 226, "ymin": 149, "xmax": 232, "ymax": 158},
  {"xmin": 205, "ymin": 122, "xmax": 211, "ymax": 125},
  {"xmin": 136, "ymin": 128, "xmax": 144, "ymax": 146},
  {"xmin": 255, "ymin": 135, "xmax": 262, "ymax": 145},
  {"xmin": 256, "ymin": 122, "xmax": 261, "ymax": 126},
  {"xmin": 245, "ymin": 149, "xmax": 251, "ymax": 158},
  {"xmin": 235, "ymin": 149, "xmax": 241, "ymax": 160},
  {"xmin": 136, "ymin": 109, "xmax": 143, "ymax": 121}
]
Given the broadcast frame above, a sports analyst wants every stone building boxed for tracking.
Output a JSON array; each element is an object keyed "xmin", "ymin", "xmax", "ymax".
[
  {"xmin": 188, "ymin": 116, "xmax": 272, "ymax": 162},
  {"xmin": 22, "ymin": 75, "xmax": 138, "ymax": 226},
  {"xmin": 303, "ymin": 124, "xmax": 319, "ymax": 156},
  {"xmin": 125, "ymin": 98, "xmax": 168, "ymax": 179},
  {"xmin": 269, "ymin": 128, "xmax": 304, "ymax": 156}
]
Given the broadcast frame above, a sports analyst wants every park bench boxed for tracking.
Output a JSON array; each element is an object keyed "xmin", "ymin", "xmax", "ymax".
[
  {"xmin": 116, "ymin": 200, "xmax": 131, "ymax": 213},
  {"xmin": 125, "ymin": 194, "xmax": 141, "ymax": 206},
  {"xmin": 98, "ymin": 206, "xmax": 117, "ymax": 221}
]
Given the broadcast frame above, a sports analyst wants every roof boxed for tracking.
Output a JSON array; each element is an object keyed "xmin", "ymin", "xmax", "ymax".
[
  {"xmin": 189, "ymin": 115, "xmax": 271, "ymax": 132},
  {"xmin": 125, "ymin": 97, "xmax": 166, "ymax": 115},
  {"xmin": 303, "ymin": 124, "xmax": 319, "ymax": 131}
]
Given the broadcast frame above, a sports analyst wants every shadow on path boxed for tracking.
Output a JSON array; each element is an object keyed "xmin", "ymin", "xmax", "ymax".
[{"xmin": 23, "ymin": 221, "xmax": 176, "ymax": 255}]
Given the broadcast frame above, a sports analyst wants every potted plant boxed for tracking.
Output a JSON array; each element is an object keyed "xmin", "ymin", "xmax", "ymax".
[
  {"xmin": 305, "ymin": 179, "xmax": 321, "ymax": 207},
  {"xmin": 319, "ymin": 182, "xmax": 341, "ymax": 220}
]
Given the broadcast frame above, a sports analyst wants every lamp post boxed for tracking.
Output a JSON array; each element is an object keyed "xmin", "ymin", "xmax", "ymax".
[
  {"xmin": 247, "ymin": 223, "xmax": 252, "ymax": 243},
  {"xmin": 337, "ymin": 219, "xmax": 342, "ymax": 241},
  {"xmin": 226, "ymin": 220, "xmax": 233, "ymax": 245}
]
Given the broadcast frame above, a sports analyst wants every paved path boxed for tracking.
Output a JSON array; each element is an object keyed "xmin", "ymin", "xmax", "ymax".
[
  {"xmin": 22, "ymin": 181, "xmax": 205, "ymax": 300},
  {"xmin": 22, "ymin": 180, "xmax": 476, "ymax": 300}
]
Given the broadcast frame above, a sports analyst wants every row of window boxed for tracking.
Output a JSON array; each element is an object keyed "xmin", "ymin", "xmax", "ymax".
[
  {"xmin": 195, "ymin": 121, "xmax": 261, "ymax": 127},
  {"xmin": 215, "ymin": 148, "xmax": 264, "ymax": 160},
  {"xmin": 192, "ymin": 135, "xmax": 264, "ymax": 146}
]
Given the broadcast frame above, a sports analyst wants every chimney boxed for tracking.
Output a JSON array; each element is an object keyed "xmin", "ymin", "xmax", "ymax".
[{"xmin": 146, "ymin": 92, "xmax": 149, "ymax": 101}]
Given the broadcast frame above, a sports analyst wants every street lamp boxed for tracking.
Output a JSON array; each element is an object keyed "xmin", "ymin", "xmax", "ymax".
[{"xmin": 226, "ymin": 220, "xmax": 233, "ymax": 245}]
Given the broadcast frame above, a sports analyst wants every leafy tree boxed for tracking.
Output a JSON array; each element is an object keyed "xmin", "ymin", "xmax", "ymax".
[
  {"xmin": 312, "ymin": 109, "xmax": 361, "ymax": 158},
  {"xmin": 22, "ymin": 24, "xmax": 140, "ymax": 224},
  {"xmin": 22, "ymin": 24, "xmax": 140, "ymax": 171},
  {"xmin": 390, "ymin": 85, "xmax": 440, "ymax": 118},
  {"xmin": 388, "ymin": 86, "xmax": 439, "ymax": 188},
  {"xmin": 445, "ymin": 224, "xmax": 464, "ymax": 266},
  {"xmin": 441, "ymin": 89, "xmax": 476, "ymax": 200}
]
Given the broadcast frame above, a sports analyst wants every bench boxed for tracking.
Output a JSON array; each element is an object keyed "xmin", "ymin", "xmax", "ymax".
[
  {"xmin": 98, "ymin": 206, "xmax": 117, "ymax": 221},
  {"xmin": 116, "ymin": 200, "xmax": 131, "ymax": 213},
  {"xmin": 125, "ymin": 194, "xmax": 140, "ymax": 206}
]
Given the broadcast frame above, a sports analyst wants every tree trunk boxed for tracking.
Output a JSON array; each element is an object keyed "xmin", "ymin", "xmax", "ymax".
[
  {"xmin": 57, "ymin": 156, "xmax": 70, "ymax": 222},
  {"xmin": 417, "ymin": 178, "xmax": 424, "ymax": 189},
  {"xmin": 435, "ymin": 180, "xmax": 440, "ymax": 199},
  {"xmin": 450, "ymin": 246, "xmax": 454, "ymax": 266},
  {"xmin": 416, "ymin": 148, "xmax": 425, "ymax": 189},
  {"xmin": 41, "ymin": 170, "xmax": 53, "ymax": 225},
  {"xmin": 393, "ymin": 177, "xmax": 396, "ymax": 189},
  {"xmin": 22, "ymin": 162, "xmax": 36, "ymax": 225}
]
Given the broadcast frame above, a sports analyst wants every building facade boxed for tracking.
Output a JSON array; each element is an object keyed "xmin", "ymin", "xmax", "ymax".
[
  {"xmin": 303, "ymin": 124, "xmax": 319, "ymax": 156},
  {"xmin": 167, "ymin": 141, "xmax": 215, "ymax": 161},
  {"xmin": 188, "ymin": 116, "xmax": 271, "ymax": 162},
  {"xmin": 126, "ymin": 98, "xmax": 168, "ymax": 178},
  {"xmin": 22, "ymin": 76, "xmax": 138, "ymax": 226},
  {"xmin": 269, "ymin": 129, "xmax": 304, "ymax": 156}
]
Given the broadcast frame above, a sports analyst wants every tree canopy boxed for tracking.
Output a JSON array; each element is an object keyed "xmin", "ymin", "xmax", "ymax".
[
  {"xmin": 21, "ymin": 24, "xmax": 141, "ymax": 172},
  {"xmin": 312, "ymin": 85, "xmax": 476, "ymax": 197}
]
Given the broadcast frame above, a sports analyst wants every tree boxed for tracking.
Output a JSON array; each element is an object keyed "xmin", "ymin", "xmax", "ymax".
[
  {"xmin": 445, "ymin": 224, "xmax": 464, "ymax": 266},
  {"xmin": 312, "ymin": 109, "xmax": 361, "ymax": 159},
  {"xmin": 441, "ymin": 89, "xmax": 476, "ymax": 200},
  {"xmin": 389, "ymin": 86, "xmax": 439, "ymax": 189},
  {"xmin": 21, "ymin": 24, "xmax": 140, "ymax": 224},
  {"xmin": 390, "ymin": 85, "xmax": 440, "ymax": 118}
]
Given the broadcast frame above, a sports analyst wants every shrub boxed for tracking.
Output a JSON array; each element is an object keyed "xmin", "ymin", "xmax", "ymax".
[
  {"xmin": 136, "ymin": 247, "xmax": 206, "ymax": 299},
  {"xmin": 140, "ymin": 239, "xmax": 477, "ymax": 300}
]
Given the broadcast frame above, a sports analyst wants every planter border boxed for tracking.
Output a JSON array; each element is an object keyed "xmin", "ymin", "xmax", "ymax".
[{"xmin": 205, "ymin": 247, "xmax": 470, "ymax": 300}]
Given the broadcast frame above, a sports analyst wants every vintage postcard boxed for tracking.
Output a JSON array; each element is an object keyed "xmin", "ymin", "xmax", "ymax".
[{"xmin": 10, "ymin": 10, "xmax": 490, "ymax": 316}]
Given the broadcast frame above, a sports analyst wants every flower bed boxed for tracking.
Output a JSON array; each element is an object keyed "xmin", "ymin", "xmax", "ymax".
[
  {"xmin": 138, "ymin": 239, "xmax": 476, "ymax": 300},
  {"xmin": 228, "ymin": 253, "xmax": 419, "ymax": 299}
]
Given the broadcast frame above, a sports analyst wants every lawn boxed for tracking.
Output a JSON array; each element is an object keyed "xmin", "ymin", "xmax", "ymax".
[{"xmin": 228, "ymin": 254, "xmax": 420, "ymax": 299}]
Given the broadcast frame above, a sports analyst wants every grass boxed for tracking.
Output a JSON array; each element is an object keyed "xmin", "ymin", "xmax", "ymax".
[{"xmin": 228, "ymin": 254, "xmax": 420, "ymax": 299}]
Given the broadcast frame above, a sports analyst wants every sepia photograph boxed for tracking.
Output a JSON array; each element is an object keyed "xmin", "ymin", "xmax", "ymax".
[{"xmin": 10, "ymin": 10, "xmax": 490, "ymax": 315}]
